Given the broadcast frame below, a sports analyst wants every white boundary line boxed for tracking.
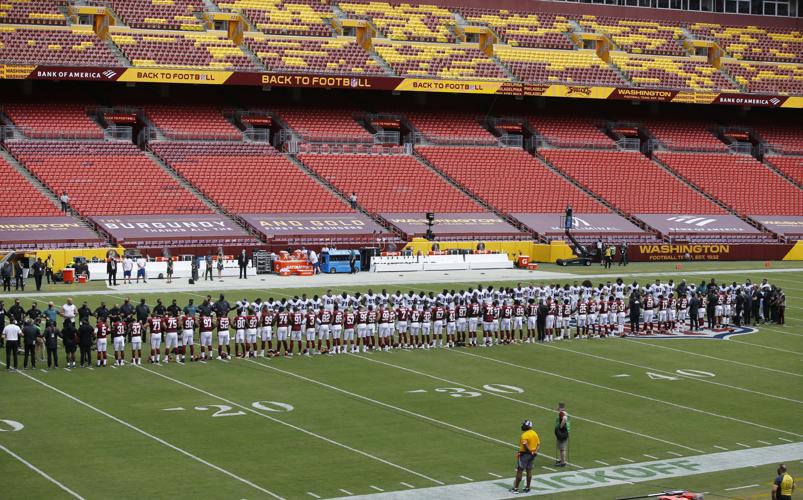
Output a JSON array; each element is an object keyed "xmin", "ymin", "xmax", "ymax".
[
  {"xmin": 0, "ymin": 444, "xmax": 85, "ymax": 499},
  {"xmin": 541, "ymin": 342, "xmax": 803, "ymax": 405},
  {"xmin": 724, "ymin": 484, "xmax": 759, "ymax": 491},
  {"xmin": 6, "ymin": 366, "xmax": 284, "ymax": 499},
  {"xmin": 619, "ymin": 339, "xmax": 802, "ymax": 378},
  {"xmin": 448, "ymin": 349, "xmax": 803, "ymax": 437},
  {"xmin": 726, "ymin": 338, "xmax": 803, "ymax": 355},
  {"xmin": 136, "ymin": 365, "xmax": 444, "ymax": 486},
  {"xmin": 351, "ymin": 354, "xmax": 704, "ymax": 453}
]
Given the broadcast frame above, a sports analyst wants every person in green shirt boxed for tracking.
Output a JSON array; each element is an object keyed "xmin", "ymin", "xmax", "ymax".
[{"xmin": 554, "ymin": 402, "xmax": 570, "ymax": 467}]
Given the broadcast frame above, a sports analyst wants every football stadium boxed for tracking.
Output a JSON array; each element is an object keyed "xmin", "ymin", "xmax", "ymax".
[{"xmin": 1, "ymin": 0, "xmax": 802, "ymax": 499}]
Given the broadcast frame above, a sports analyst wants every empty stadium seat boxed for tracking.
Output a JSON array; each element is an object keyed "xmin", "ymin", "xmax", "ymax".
[
  {"xmin": 0, "ymin": 0, "xmax": 66, "ymax": 25},
  {"xmin": 218, "ymin": 0, "xmax": 333, "ymax": 37},
  {"xmin": 495, "ymin": 46, "xmax": 625, "ymax": 86},
  {"xmin": 689, "ymin": 23, "xmax": 803, "ymax": 63},
  {"xmin": 96, "ymin": 0, "xmax": 205, "ymax": 31},
  {"xmin": 577, "ymin": 15, "xmax": 686, "ymax": 56},
  {"xmin": 459, "ymin": 8, "xmax": 573, "ymax": 50},
  {"xmin": 526, "ymin": 115, "xmax": 615, "ymax": 148},
  {"xmin": 111, "ymin": 30, "xmax": 255, "ymax": 70},
  {"xmin": 151, "ymin": 142, "xmax": 349, "ymax": 213},
  {"xmin": 273, "ymin": 107, "xmax": 373, "ymax": 143},
  {"xmin": 754, "ymin": 124, "xmax": 803, "ymax": 154},
  {"xmin": 611, "ymin": 53, "xmax": 735, "ymax": 91},
  {"xmin": 375, "ymin": 41, "xmax": 507, "ymax": 80},
  {"xmin": 0, "ymin": 155, "xmax": 61, "ymax": 217},
  {"xmin": 0, "ymin": 26, "xmax": 118, "ymax": 66},
  {"xmin": 405, "ymin": 112, "xmax": 497, "ymax": 145},
  {"xmin": 6, "ymin": 140, "xmax": 209, "ymax": 216},
  {"xmin": 245, "ymin": 34, "xmax": 385, "ymax": 75},
  {"xmin": 298, "ymin": 154, "xmax": 483, "ymax": 213},
  {"xmin": 417, "ymin": 146, "xmax": 606, "ymax": 213},
  {"xmin": 655, "ymin": 151, "xmax": 803, "ymax": 216},
  {"xmin": 541, "ymin": 149, "xmax": 724, "ymax": 214},
  {"xmin": 338, "ymin": 1, "xmax": 455, "ymax": 43},
  {"xmin": 3, "ymin": 103, "xmax": 104, "ymax": 139},
  {"xmin": 642, "ymin": 120, "xmax": 727, "ymax": 152},
  {"xmin": 144, "ymin": 106, "xmax": 242, "ymax": 140},
  {"xmin": 725, "ymin": 60, "xmax": 803, "ymax": 95},
  {"xmin": 765, "ymin": 155, "xmax": 803, "ymax": 186}
]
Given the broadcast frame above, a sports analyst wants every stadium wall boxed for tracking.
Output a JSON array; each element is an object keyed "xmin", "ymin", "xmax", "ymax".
[{"xmin": 403, "ymin": 239, "xmax": 574, "ymax": 263}]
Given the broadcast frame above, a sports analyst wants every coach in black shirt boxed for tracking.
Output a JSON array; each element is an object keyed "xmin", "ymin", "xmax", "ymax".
[
  {"xmin": 214, "ymin": 295, "xmax": 231, "ymax": 317},
  {"xmin": 0, "ymin": 300, "xmax": 6, "ymax": 348},
  {"xmin": 44, "ymin": 321, "xmax": 59, "ymax": 368},
  {"xmin": 77, "ymin": 319, "xmax": 94, "ymax": 367},
  {"xmin": 94, "ymin": 302, "xmax": 109, "ymax": 321},
  {"xmin": 8, "ymin": 299, "xmax": 25, "ymax": 326},
  {"xmin": 167, "ymin": 299, "xmax": 180, "ymax": 318},
  {"xmin": 78, "ymin": 302, "xmax": 92, "ymax": 324},
  {"xmin": 120, "ymin": 299, "xmax": 134, "ymax": 320},
  {"xmin": 135, "ymin": 299, "xmax": 150, "ymax": 322},
  {"xmin": 536, "ymin": 301, "xmax": 548, "ymax": 342},
  {"xmin": 153, "ymin": 299, "xmax": 166, "ymax": 317},
  {"xmin": 689, "ymin": 294, "xmax": 700, "ymax": 330},
  {"xmin": 629, "ymin": 292, "xmax": 642, "ymax": 334},
  {"xmin": 61, "ymin": 319, "xmax": 78, "ymax": 368},
  {"xmin": 27, "ymin": 302, "xmax": 42, "ymax": 324},
  {"xmin": 32, "ymin": 258, "xmax": 45, "ymax": 291},
  {"xmin": 706, "ymin": 290, "xmax": 718, "ymax": 329},
  {"xmin": 22, "ymin": 320, "xmax": 40, "ymax": 369},
  {"xmin": 107, "ymin": 257, "xmax": 118, "ymax": 286}
]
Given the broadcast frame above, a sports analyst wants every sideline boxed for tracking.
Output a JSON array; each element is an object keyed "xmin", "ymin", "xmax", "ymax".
[{"xmin": 0, "ymin": 444, "xmax": 85, "ymax": 499}]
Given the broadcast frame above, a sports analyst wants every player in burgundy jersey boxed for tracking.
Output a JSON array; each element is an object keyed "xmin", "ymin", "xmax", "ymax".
[
  {"xmin": 526, "ymin": 299, "xmax": 538, "ymax": 343},
  {"xmin": 318, "ymin": 307, "xmax": 333, "ymax": 354},
  {"xmin": 163, "ymin": 313, "xmax": 180, "ymax": 363},
  {"xmin": 468, "ymin": 300, "xmax": 481, "ymax": 346},
  {"xmin": 198, "ymin": 313, "xmax": 215, "ymax": 361},
  {"xmin": 246, "ymin": 309, "xmax": 259, "ymax": 358},
  {"xmin": 233, "ymin": 312, "xmax": 247, "ymax": 358},
  {"xmin": 421, "ymin": 306, "xmax": 433, "ymax": 349},
  {"xmin": 129, "ymin": 318, "xmax": 143, "ymax": 365},
  {"xmin": 330, "ymin": 305, "xmax": 344, "ymax": 354},
  {"xmin": 96, "ymin": 318, "xmax": 109, "ymax": 367},
  {"xmin": 181, "ymin": 312, "xmax": 197, "ymax": 362},
  {"xmin": 261, "ymin": 307, "xmax": 275, "ymax": 357},
  {"xmin": 513, "ymin": 301, "xmax": 525, "ymax": 342},
  {"xmin": 290, "ymin": 307, "xmax": 305, "ymax": 355},
  {"xmin": 304, "ymin": 308, "xmax": 317, "ymax": 356},
  {"xmin": 112, "ymin": 317, "xmax": 127, "ymax": 366},
  {"xmin": 148, "ymin": 314, "xmax": 163, "ymax": 363},
  {"xmin": 409, "ymin": 306, "xmax": 422, "ymax": 349},
  {"xmin": 275, "ymin": 307, "xmax": 291, "ymax": 356},
  {"xmin": 343, "ymin": 307, "xmax": 357, "ymax": 353},
  {"xmin": 366, "ymin": 305, "xmax": 377, "ymax": 351},
  {"xmin": 217, "ymin": 313, "xmax": 231, "ymax": 359},
  {"xmin": 545, "ymin": 299, "xmax": 557, "ymax": 342}
]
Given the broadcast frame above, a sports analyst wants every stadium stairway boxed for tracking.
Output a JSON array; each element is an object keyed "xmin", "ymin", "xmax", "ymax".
[
  {"xmin": 412, "ymin": 150, "xmax": 540, "ymax": 239},
  {"xmin": 763, "ymin": 157, "xmax": 803, "ymax": 191},
  {"xmin": 285, "ymin": 154, "xmax": 406, "ymax": 240},
  {"xmin": 0, "ymin": 147, "xmax": 108, "ymax": 243},
  {"xmin": 490, "ymin": 54, "xmax": 519, "ymax": 82},
  {"xmin": 530, "ymin": 148, "xmax": 662, "ymax": 239},
  {"xmin": 649, "ymin": 152, "xmax": 778, "ymax": 238}
]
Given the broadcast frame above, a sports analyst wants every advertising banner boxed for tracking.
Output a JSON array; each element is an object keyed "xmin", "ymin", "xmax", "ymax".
[
  {"xmin": 635, "ymin": 214, "xmax": 761, "ymax": 235},
  {"xmin": 3, "ymin": 64, "xmax": 801, "ymax": 108},
  {"xmin": 381, "ymin": 212, "xmax": 521, "ymax": 236},
  {"xmin": 0, "ymin": 217, "xmax": 101, "ymax": 244},
  {"xmin": 627, "ymin": 243, "xmax": 798, "ymax": 262},
  {"xmin": 511, "ymin": 212, "xmax": 644, "ymax": 235},
  {"xmin": 90, "ymin": 215, "xmax": 250, "ymax": 242},
  {"xmin": 749, "ymin": 215, "xmax": 803, "ymax": 236},
  {"xmin": 240, "ymin": 213, "xmax": 384, "ymax": 239}
]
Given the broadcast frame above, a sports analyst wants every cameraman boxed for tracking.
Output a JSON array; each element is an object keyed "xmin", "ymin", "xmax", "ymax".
[{"xmin": 510, "ymin": 419, "xmax": 540, "ymax": 494}]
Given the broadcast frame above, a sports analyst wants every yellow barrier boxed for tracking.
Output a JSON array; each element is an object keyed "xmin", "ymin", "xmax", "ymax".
[
  {"xmin": 782, "ymin": 241, "xmax": 803, "ymax": 261},
  {"xmin": 402, "ymin": 239, "xmax": 574, "ymax": 263},
  {"xmin": 28, "ymin": 247, "xmax": 124, "ymax": 272}
]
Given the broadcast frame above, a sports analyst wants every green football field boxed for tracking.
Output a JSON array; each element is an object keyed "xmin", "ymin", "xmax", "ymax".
[{"xmin": 1, "ymin": 262, "xmax": 802, "ymax": 500}]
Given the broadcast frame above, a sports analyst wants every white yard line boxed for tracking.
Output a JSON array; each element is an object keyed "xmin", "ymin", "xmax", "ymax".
[
  {"xmin": 758, "ymin": 440, "xmax": 773, "ymax": 445},
  {"xmin": 399, "ymin": 482, "xmax": 415, "ymax": 488},
  {"xmin": 449, "ymin": 349, "xmax": 803, "ymax": 438},
  {"xmin": 713, "ymin": 445, "xmax": 729, "ymax": 451},
  {"xmin": 336, "ymin": 442, "xmax": 803, "ymax": 499},
  {"xmin": 370, "ymin": 486, "xmax": 385, "ymax": 492},
  {"xmin": 339, "ymin": 489, "xmax": 353, "ymax": 496},
  {"xmin": 643, "ymin": 454, "xmax": 658, "ymax": 460},
  {"xmin": 487, "ymin": 473, "xmax": 502, "ymax": 478},
  {"xmin": 619, "ymin": 457, "xmax": 634, "ymax": 463},
  {"xmin": 620, "ymin": 340, "xmax": 803, "ymax": 378},
  {"xmin": 307, "ymin": 493, "xmax": 321, "ymax": 499},
  {"xmin": 779, "ymin": 437, "xmax": 793, "ymax": 443},
  {"xmin": 727, "ymin": 338, "xmax": 803, "ymax": 355},
  {"xmin": 542, "ymin": 342, "xmax": 803, "ymax": 405},
  {"xmin": 245, "ymin": 359, "xmax": 532, "ymax": 455},
  {"xmin": 6, "ymin": 365, "xmax": 283, "ymax": 499},
  {"xmin": 542, "ymin": 467, "xmax": 556, "ymax": 472},
  {"xmin": 352, "ymin": 354, "xmax": 704, "ymax": 453},
  {"xmin": 736, "ymin": 442, "xmax": 751, "ymax": 448},
  {"xmin": 594, "ymin": 460, "xmax": 609, "ymax": 466},
  {"xmin": 666, "ymin": 451, "xmax": 683, "ymax": 457},
  {"xmin": 459, "ymin": 476, "xmax": 473, "ymax": 482},
  {"xmin": 138, "ymin": 365, "xmax": 444, "ymax": 486},
  {"xmin": 0, "ymin": 444, "xmax": 85, "ymax": 500},
  {"xmin": 724, "ymin": 484, "xmax": 759, "ymax": 491}
]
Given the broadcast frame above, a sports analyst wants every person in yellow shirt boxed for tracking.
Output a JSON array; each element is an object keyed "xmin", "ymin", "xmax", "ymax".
[
  {"xmin": 773, "ymin": 464, "xmax": 795, "ymax": 500},
  {"xmin": 510, "ymin": 419, "xmax": 540, "ymax": 494}
]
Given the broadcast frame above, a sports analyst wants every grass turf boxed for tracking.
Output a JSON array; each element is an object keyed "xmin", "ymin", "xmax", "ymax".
[{"xmin": 1, "ymin": 262, "xmax": 801, "ymax": 500}]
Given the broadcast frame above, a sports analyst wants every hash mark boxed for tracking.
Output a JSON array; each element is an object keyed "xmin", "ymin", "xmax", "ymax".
[
  {"xmin": 459, "ymin": 475, "xmax": 473, "ymax": 481},
  {"xmin": 666, "ymin": 451, "xmax": 683, "ymax": 457},
  {"xmin": 724, "ymin": 484, "xmax": 759, "ymax": 491},
  {"xmin": 338, "ymin": 489, "xmax": 353, "ymax": 496},
  {"xmin": 619, "ymin": 457, "xmax": 634, "ymax": 463},
  {"xmin": 488, "ymin": 473, "xmax": 502, "ymax": 478},
  {"xmin": 400, "ymin": 482, "xmax": 415, "ymax": 488},
  {"xmin": 779, "ymin": 437, "xmax": 793, "ymax": 442},
  {"xmin": 594, "ymin": 460, "xmax": 609, "ymax": 466},
  {"xmin": 643, "ymin": 454, "xmax": 658, "ymax": 460},
  {"xmin": 370, "ymin": 486, "xmax": 384, "ymax": 492},
  {"xmin": 306, "ymin": 493, "xmax": 321, "ymax": 499}
]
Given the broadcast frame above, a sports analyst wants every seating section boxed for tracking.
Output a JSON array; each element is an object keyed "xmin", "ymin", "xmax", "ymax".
[
  {"xmin": 144, "ymin": 106, "xmax": 241, "ymax": 140},
  {"xmin": 299, "ymin": 154, "xmax": 483, "ymax": 212},
  {"xmin": 643, "ymin": 120, "xmax": 727, "ymax": 152},
  {"xmin": 766, "ymin": 155, "xmax": 803, "ymax": 186},
  {"xmin": 724, "ymin": 61, "xmax": 803, "ymax": 95},
  {"xmin": 655, "ymin": 151, "xmax": 803, "ymax": 216},
  {"xmin": 273, "ymin": 107, "xmax": 372, "ymax": 143},
  {"xmin": 101, "ymin": 0, "xmax": 205, "ymax": 31},
  {"xmin": 611, "ymin": 53, "xmax": 735, "ymax": 91},
  {"xmin": 374, "ymin": 41, "xmax": 506, "ymax": 79},
  {"xmin": 527, "ymin": 115, "xmax": 615, "ymax": 148},
  {"xmin": 459, "ymin": 8, "xmax": 573, "ymax": 50},
  {"xmin": 245, "ymin": 35, "xmax": 384, "ymax": 75},
  {"xmin": 151, "ymin": 142, "xmax": 349, "ymax": 213},
  {"xmin": 0, "ymin": 27, "xmax": 118, "ymax": 66},
  {"xmin": 576, "ymin": 16, "xmax": 685, "ymax": 56},
  {"xmin": 337, "ymin": 1, "xmax": 454, "ymax": 43},
  {"xmin": 417, "ymin": 146, "xmax": 607, "ymax": 214},
  {"xmin": 0, "ymin": 0, "xmax": 65, "ymax": 25},
  {"xmin": 218, "ymin": 0, "xmax": 332, "ymax": 37},
  {"xmin": 7, "ymin": 141, "xmax": 209, "ymax": 215},
  {"xmin": 495, "ymin": 46, "xmax": 625, "ymax": 86},
  {"xmin": 111, "ymin": 30, "xmax": 254, "ymax": 70},
  {"xmin": 0, "ymin": 156, "xmax": 61, "ymax": 217},
  {"xmin": 3, "ymin": 104, "xmax": 104, "ymax": 139},
  {"xmin": 406, "ymin": 112, "xmax": 496, "ymax": 145},
  {"xmin": 754, "ymin": 124, "xmax": 803, "ymax": 154},
  {"xmin": 541, "ymin": 149, "xmax": 724, "ymax": 214},
  {"xmin": 689, "ymin": 23, "xmax": 803, "ymax": 63}
]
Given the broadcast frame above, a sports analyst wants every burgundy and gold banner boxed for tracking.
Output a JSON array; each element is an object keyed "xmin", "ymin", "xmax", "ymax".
[
  {"xmin": 627, "ymin": 243, "xmax": 799, "ymax": 262},
  {"xmin": 3, "ymin": 64, "xmax": 801, "ymax": 108}
]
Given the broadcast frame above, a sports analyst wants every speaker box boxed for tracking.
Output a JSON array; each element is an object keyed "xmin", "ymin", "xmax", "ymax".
[{"xmin": 189, "ymin": 278, "xmax": 195, "ymax": 284}]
